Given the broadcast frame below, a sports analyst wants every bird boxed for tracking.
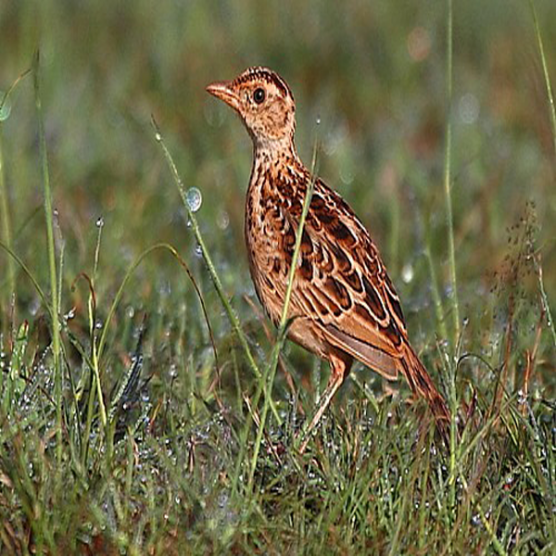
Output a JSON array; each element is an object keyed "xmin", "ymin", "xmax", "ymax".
[{"xmin": 206, "ymin": 67, "xmax": 450, "ymax": 450}]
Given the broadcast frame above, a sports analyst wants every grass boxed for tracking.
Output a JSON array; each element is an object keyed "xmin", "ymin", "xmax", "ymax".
[{"xmin": 0, "ymin": 1, "xmax": 555, "ymax": 554}]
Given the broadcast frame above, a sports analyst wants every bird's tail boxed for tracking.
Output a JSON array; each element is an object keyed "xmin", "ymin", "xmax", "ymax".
[{"xmin": 400, "ymin": 343, "xmax": 451, "ymax": 439}]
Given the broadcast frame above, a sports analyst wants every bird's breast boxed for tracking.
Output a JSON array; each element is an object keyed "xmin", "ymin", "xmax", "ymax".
[{"xmin": 244, "ymin": 161, "xmax": 303, "ymax": 324}]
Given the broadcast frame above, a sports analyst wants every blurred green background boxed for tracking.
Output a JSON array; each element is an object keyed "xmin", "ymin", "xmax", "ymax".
[{"xmin": 1, "ymin": 0, "xmax": 555, "ymax": 379}]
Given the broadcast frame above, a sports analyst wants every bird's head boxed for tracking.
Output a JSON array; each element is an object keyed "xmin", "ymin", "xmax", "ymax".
[{"xmin": 206, "ymin": 67, "xmax": 296, "ymax": 151}]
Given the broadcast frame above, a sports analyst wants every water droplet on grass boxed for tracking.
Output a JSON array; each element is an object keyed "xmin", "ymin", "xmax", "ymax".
[
  {"xmin": 186, "ymin": 187, "xmax": 202, "ymax": 212},
  {"xmin": 96, "ymin": 216, "xmax": 105, "ymax": 228},
  {"xmin": 217, "ymin": 210, "xmax": 230, "ymax": 230},
  {"xmin": 64, "ymin": 307, "xmax": 76, "ymax": 321},
  {"xmin": 401, "ymin": 263, "xmax": 414, "ymax": 283}
]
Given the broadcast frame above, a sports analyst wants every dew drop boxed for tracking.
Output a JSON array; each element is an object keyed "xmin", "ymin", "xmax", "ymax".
[
  {"xmin": 401, "ymin": 263, "xmax": 414, "ymax": 284},
  {"xmin": 316, "ymin": 116, "xmax": 321, "ymax": 126},
  {"xmin": 186, "ymin": 187, "xmax": 202, "ymax": 213},
  {"xmin": 64, "ymin": 307, "xmax": 76, "ymax": 321},
  {"xmin": 96, "ymin": 216, "xmax": 105, "ymax": 228},
  {"xmin": 217, "ymin": 210, "xmax": 230, "ymax": 230},
  {"xmin": 155, "ymin": 132, "xmax": 162, "ymax": 142}
]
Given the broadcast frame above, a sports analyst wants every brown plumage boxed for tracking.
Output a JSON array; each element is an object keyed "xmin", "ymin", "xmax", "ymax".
[{"xmin": 207, "ymin": 67, "xmax": 450, "ymax": 449}]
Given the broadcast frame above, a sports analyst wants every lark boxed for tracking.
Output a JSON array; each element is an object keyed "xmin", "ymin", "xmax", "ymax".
[{"xmin": 207, "ymin": 67, "xmax": 450, "ymax": 449}]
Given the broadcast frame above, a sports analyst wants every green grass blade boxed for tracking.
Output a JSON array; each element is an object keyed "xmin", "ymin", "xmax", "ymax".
[
  {"xmin": 444, "ymin": 0, "xmax": 460, "ymax": 527},
  {"xmin": 152, "ymin": 118, "xmax": 280, "ymax": 422},
  {"xmin": 97, "ymin": 243, "xmax": 218, "ymax": 373},
  {"xmin": 0, "ymin": 241, "xmax": 51, "ymax": 316},
  {"xmin": 535, "ymin": 258, "xmax": 556, "ymax": 347},
  {"xmin": 0, "ymin": 69, "xmax": 32, "ymax": 312},
  {"xmin": 528, "ymin": 0, "xmax": 556, "ymax": 155},
  {"xmin": 0, "ymin": 132, "xmax": 15, "ymax": 312},
  {"xmin": 443, "ymin": 0, "xmax": 460, "ymax": 348},
  {"xmin": 33, "ymin": 51, "xmax": 63, "ymax": 462}
]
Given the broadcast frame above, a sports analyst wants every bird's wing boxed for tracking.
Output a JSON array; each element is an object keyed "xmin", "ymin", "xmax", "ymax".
[{"xmin": 285, "ymin": 177, "xmax": 409, "ymax": 380}]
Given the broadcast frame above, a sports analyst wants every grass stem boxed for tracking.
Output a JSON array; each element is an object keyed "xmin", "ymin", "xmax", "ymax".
[
  {"xmin": 33, "ymin": 51, "xmax": 63, "ymax": 462},
  {"xmin": 0, "ymin": 132, "xmax": 15, "ymax": 310},
  {"xmin": 443, "ymin": 0, "xmax": 460, "ymax": 347},
  {"xmin": 0, "ymin": 69, "xmax": 30, "ymax": 328},
  {"xmin": 152, "ymin": 118, "xmax": 280, "ymax": 422},
  {"xmin": 444, "ymin": 0, "xmax": 460, "ymax": 528},
  {"xmin": 528, "ymin": 0, "xmax": 556, "ymax": 156}
]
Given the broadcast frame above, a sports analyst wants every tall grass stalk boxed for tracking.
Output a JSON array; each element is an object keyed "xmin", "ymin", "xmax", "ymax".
[
  {"xmin": 89, "ymin": 220, "xmax": 108, "ymax": 430},
  {"xmin": 443, "ymin": 0, "xmax": 460, "ymax": 347},
  {"xmin": 247, "ymin": 137, "xmax": 319, "ymax": 489},
  {"xmin": 443, "ymin": 0, "xmax": 460, "ymax": 528},
  {"xmin": 528, "ymin": 0, "xmax": 556, "ymax": 155},
  {"xmin": 33, "ymin": 51, "xmax": 63, "ymax": 462},
  {"xmin": 152, "ymin": 118, "xmax": 281, "ymax": 422}
]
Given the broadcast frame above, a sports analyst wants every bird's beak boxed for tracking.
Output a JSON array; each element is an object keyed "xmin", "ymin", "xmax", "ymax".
[{"xmin": 206, "ymin": 80, "xmax": 240, "ymax": 111}]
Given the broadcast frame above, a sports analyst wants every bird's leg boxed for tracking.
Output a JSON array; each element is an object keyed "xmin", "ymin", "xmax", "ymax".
[{"xmin": 298, "ymin": 353, "xmax": 352, "ymax": 453}]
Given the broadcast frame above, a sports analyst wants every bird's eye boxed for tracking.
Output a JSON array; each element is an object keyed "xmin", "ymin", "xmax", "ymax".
[{"xmin": 253, "ymin": 88, "xmax": 266, "ymax": 104}]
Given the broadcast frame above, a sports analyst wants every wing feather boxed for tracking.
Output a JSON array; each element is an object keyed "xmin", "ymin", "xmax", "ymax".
[{"xmin": 287, "ymin": 177, "xmax": 409, "ymax": 380}]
